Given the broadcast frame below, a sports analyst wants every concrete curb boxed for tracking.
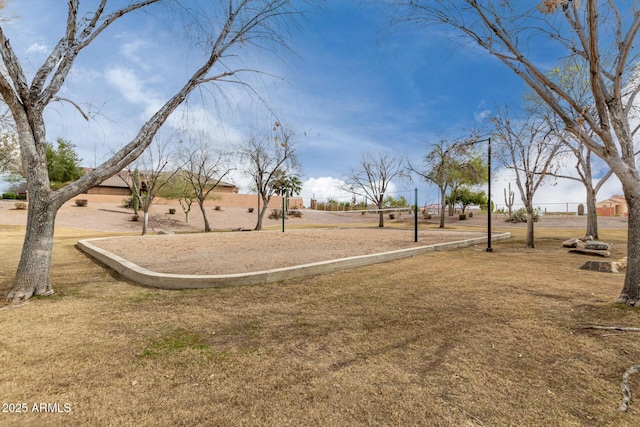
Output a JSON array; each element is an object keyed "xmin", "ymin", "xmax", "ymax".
[{"xmin": 77, "ymin": 232, "xmax": 511, "ymax": 290}]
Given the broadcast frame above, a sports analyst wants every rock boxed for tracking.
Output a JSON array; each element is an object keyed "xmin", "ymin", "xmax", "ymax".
[
  {"xmin": 158, "ymin": 230, "xmax": 175, "ymax": 235},
  {"xmin": 616, "ymin": 256, "xmax": 628, "ymax": 270},
  {"xmin": 585, "ymin": 241, "xmax": 611, "ymax": 251},
  {"xmin": 581, "ymin": 260, "xmax": 624, "ymax": 273},
  {"xmin": 562, "ymin": 238, "xmax": 579, "ymax": 248},
  {"xmin": 569, "ymin": 248, "xmax": 610, "ymax": 257},
  {"xmin": 581, "ymin": 235, "xmax": 594, "ymax": 242}
]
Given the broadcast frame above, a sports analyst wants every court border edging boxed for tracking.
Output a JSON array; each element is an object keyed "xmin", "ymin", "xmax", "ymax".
[{"xmin": 77, "ymin": 232, "xmax": 511, "ymax": 290}]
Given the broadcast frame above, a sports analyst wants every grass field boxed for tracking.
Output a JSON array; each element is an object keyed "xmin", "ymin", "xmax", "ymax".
[{"xmin": 1, "ymin": 224, "xmax": 640, "ymax": 426}]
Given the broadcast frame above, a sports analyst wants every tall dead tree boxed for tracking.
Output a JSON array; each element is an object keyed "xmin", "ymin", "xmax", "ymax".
[
  {"xmin": 1, "ymin": 1, "xmax": 309, "ymax": 302},
  {"xmin": 493, "ymin": 107, "xmax": 564, "ymax": 248},
  {"xmin": 392, "ymin": 0, "xmax": 640, "ymax": 306},
  {"xmin": 344, "ymin": 152, "xmax": 405, "ymax": 228},
  {"xmin": 178, "ymin": 135, "xmax": 234, "ymax": 233}
]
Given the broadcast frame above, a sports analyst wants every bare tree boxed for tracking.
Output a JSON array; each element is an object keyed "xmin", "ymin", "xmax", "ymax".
[
  {"xmin": 239, "ymin": 124, "xmax": 299, "ymax": 230},
  {"xmin": 179, "ymin": 136, "xmax": 234, "ymax": 233},
  {"xmin": 343, "ymin": 152, "xmax": 405, "ymax": 228},
  {"xmin": 524, "ymin": 64, "xmax": 613, "ymax": 240},
  {"xmin": 547, "ymin": 129, "xmax": 613, "ymax": 240},
  {"xmin": 392, "ymin": 0, "xmax": 640, "ymax": 306},
  {"xmin": 2, "ymin": 1, "xmax": 309, "ymax": 302},
  {"xmin": 119, "ymin": 138, "xmax": 179, "ymax": 235},
  {"xmin": 493, "ymin": 108, "xmax": 564, "ymax": 248}
]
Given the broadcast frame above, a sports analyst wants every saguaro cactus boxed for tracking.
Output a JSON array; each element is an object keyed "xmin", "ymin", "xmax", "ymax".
[{"xmin": 504, "ymin": 183, "xmax": 515, "ymax": 216}]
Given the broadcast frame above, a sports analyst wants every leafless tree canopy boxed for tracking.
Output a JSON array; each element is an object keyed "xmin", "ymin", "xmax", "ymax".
[
  {"xmin": 178, "ymin": 133, "xmax": 235, "ymax": 232},
  {"xmin": 239, "ymin": 124, "xmax": 299, "ymax": 230},
  {"xmin": 344, "ymin": 152, "xmax": 405, "ymax": 227}
]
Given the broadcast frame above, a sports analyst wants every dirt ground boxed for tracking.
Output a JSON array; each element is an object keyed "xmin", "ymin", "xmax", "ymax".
[
  {"xmin": 90, "ymin": 228, "xmax": 488, "ymax": 275},
  {"xmin": 0, "ymin": 198, "xmax": 628, "ymax": 276}
]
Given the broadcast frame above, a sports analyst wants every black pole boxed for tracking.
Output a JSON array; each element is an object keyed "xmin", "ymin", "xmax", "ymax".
[
  {"xmin": 487, "ymin": 137, "xmax": 493, "ymax": 252},
  {"xmin": 414, "ymin": 187, "xmax": 418, "ymax": 243}
]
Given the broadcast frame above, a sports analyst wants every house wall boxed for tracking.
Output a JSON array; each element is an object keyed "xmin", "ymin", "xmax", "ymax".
[
  {"xmin": 86, "ymin": 186, "xmax": 131, "ymax": 196},
  {"xmin": 596, "ymin": 201, "xmax": 629, "ymax": 217}
]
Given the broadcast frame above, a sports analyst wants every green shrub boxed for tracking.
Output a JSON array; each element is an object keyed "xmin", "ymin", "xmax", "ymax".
[{"xmin": 2, "ymin": 192, "xmax": 17, "ymax": 199}]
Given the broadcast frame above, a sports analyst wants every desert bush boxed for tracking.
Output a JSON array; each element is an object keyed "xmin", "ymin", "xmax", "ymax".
[
  {"xmin": 168, "ymin": 208, "xmax": 176, "ymax": 214},
  {"xmin": 214, "ymin": 206, "xmax": 221, "ymax": 211},
  {"xmin": 505, "ymin": 208, "xmax": 539, "ymax": 223},
  {"xmin": 14, "ymin": 202, "xmax": 27, "ymax": 210},
  {"xmin": 248, "ymin": 207, "xmax": 254, "ymax": 213},
  {"xmin": 269, "ymin": 208, "xmax": 284, "ymax": 220},
  {"xmin": 289, "ymin": 209, "xmax": 302, "ymax": 218},
  {"xmin": 75, "ymin": 199, "xmax": 88, "ymax": 207}
]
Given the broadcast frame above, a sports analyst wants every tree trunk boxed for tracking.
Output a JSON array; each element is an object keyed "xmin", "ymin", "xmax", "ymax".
[
  {"xmin": 255, "ymin": 196, "xmax": 270, "ymax": 231},
  {"xmin": 617, "ymin": 189, "xmax": 640, "ymax": 305},
  {"xmin": 525, "ymin": 206, "xmax": 535, "ymax": 249},
  {"xmin": 585, "ymin": 187, "xmax": 599, "ymax": 239},
  {"xmin": 378, "ymin": 202, "xmax": 384, "ymax": 227},
  {"xmin": 7, "ymin": 193, "xmax": 58, "ymax": 302},
  {"xmin": 197, "ymin": 199, "xmax": 211, "ymax": 232},
  {"xmin": 142, "ymin": 211, "xmax": 149, "ymax": 235}
]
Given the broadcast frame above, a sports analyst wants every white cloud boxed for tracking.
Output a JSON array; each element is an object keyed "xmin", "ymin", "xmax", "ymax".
[
  {"xmin": 301, "ymin": 176, "xmax": 352, "ymax": 203},
  {"xmin": 474, "ymin": 109, "xmax": 492, "ymax": 122},
  {"xmin": 26, "ymin": 43, "xmax": 47, "ymax": 54}
]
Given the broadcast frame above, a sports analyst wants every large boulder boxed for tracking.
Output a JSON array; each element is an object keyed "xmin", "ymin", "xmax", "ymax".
[{"xmin": 580, "ymin": 257, "xmax": 627, "ymax": 273}]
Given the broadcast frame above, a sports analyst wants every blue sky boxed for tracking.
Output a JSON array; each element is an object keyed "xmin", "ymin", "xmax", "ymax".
[{"xmin": 0, "ymin": 1, "xmax": 622, "ymax": 209}]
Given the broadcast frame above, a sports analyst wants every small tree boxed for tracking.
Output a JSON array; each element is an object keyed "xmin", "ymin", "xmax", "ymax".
[
  {"xmin": 409, "ymin": 138, "xmax": 486, "ymax": 228},
  {"xmin": 448, "ymin": 186, "xmax": 486, "ymax": 214},
  {"xmin": 343, "ymin": 152, "xmax": 405, "ymax": 228},
  {"xmin": 159, "ymin": 174, "xmax": 195, "ymax": 224},
  {"xmin": 240, "ymin": 124, "xmax": 299, "ymax": 230},
  {"xmin": 120, "ymin": 138, "xmax": 179, "ymax": 235},
  {"xmin": 46, "ymin": 138, "xmax": 83, "ymax": 188},
  {"xmin": 179, "ymin": 136, "xmax": 234, "ymax": 232}
]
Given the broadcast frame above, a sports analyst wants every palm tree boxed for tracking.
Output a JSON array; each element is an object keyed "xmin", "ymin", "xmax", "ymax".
[{"xmin": 271, "ymin": 170, "xmax": 302, "ymax": 211}]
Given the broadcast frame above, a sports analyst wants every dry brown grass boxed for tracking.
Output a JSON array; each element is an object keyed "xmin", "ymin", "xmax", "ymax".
[{"xmin": 1, "ymin": 224, "xmax": 640, "ymax": 426}]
